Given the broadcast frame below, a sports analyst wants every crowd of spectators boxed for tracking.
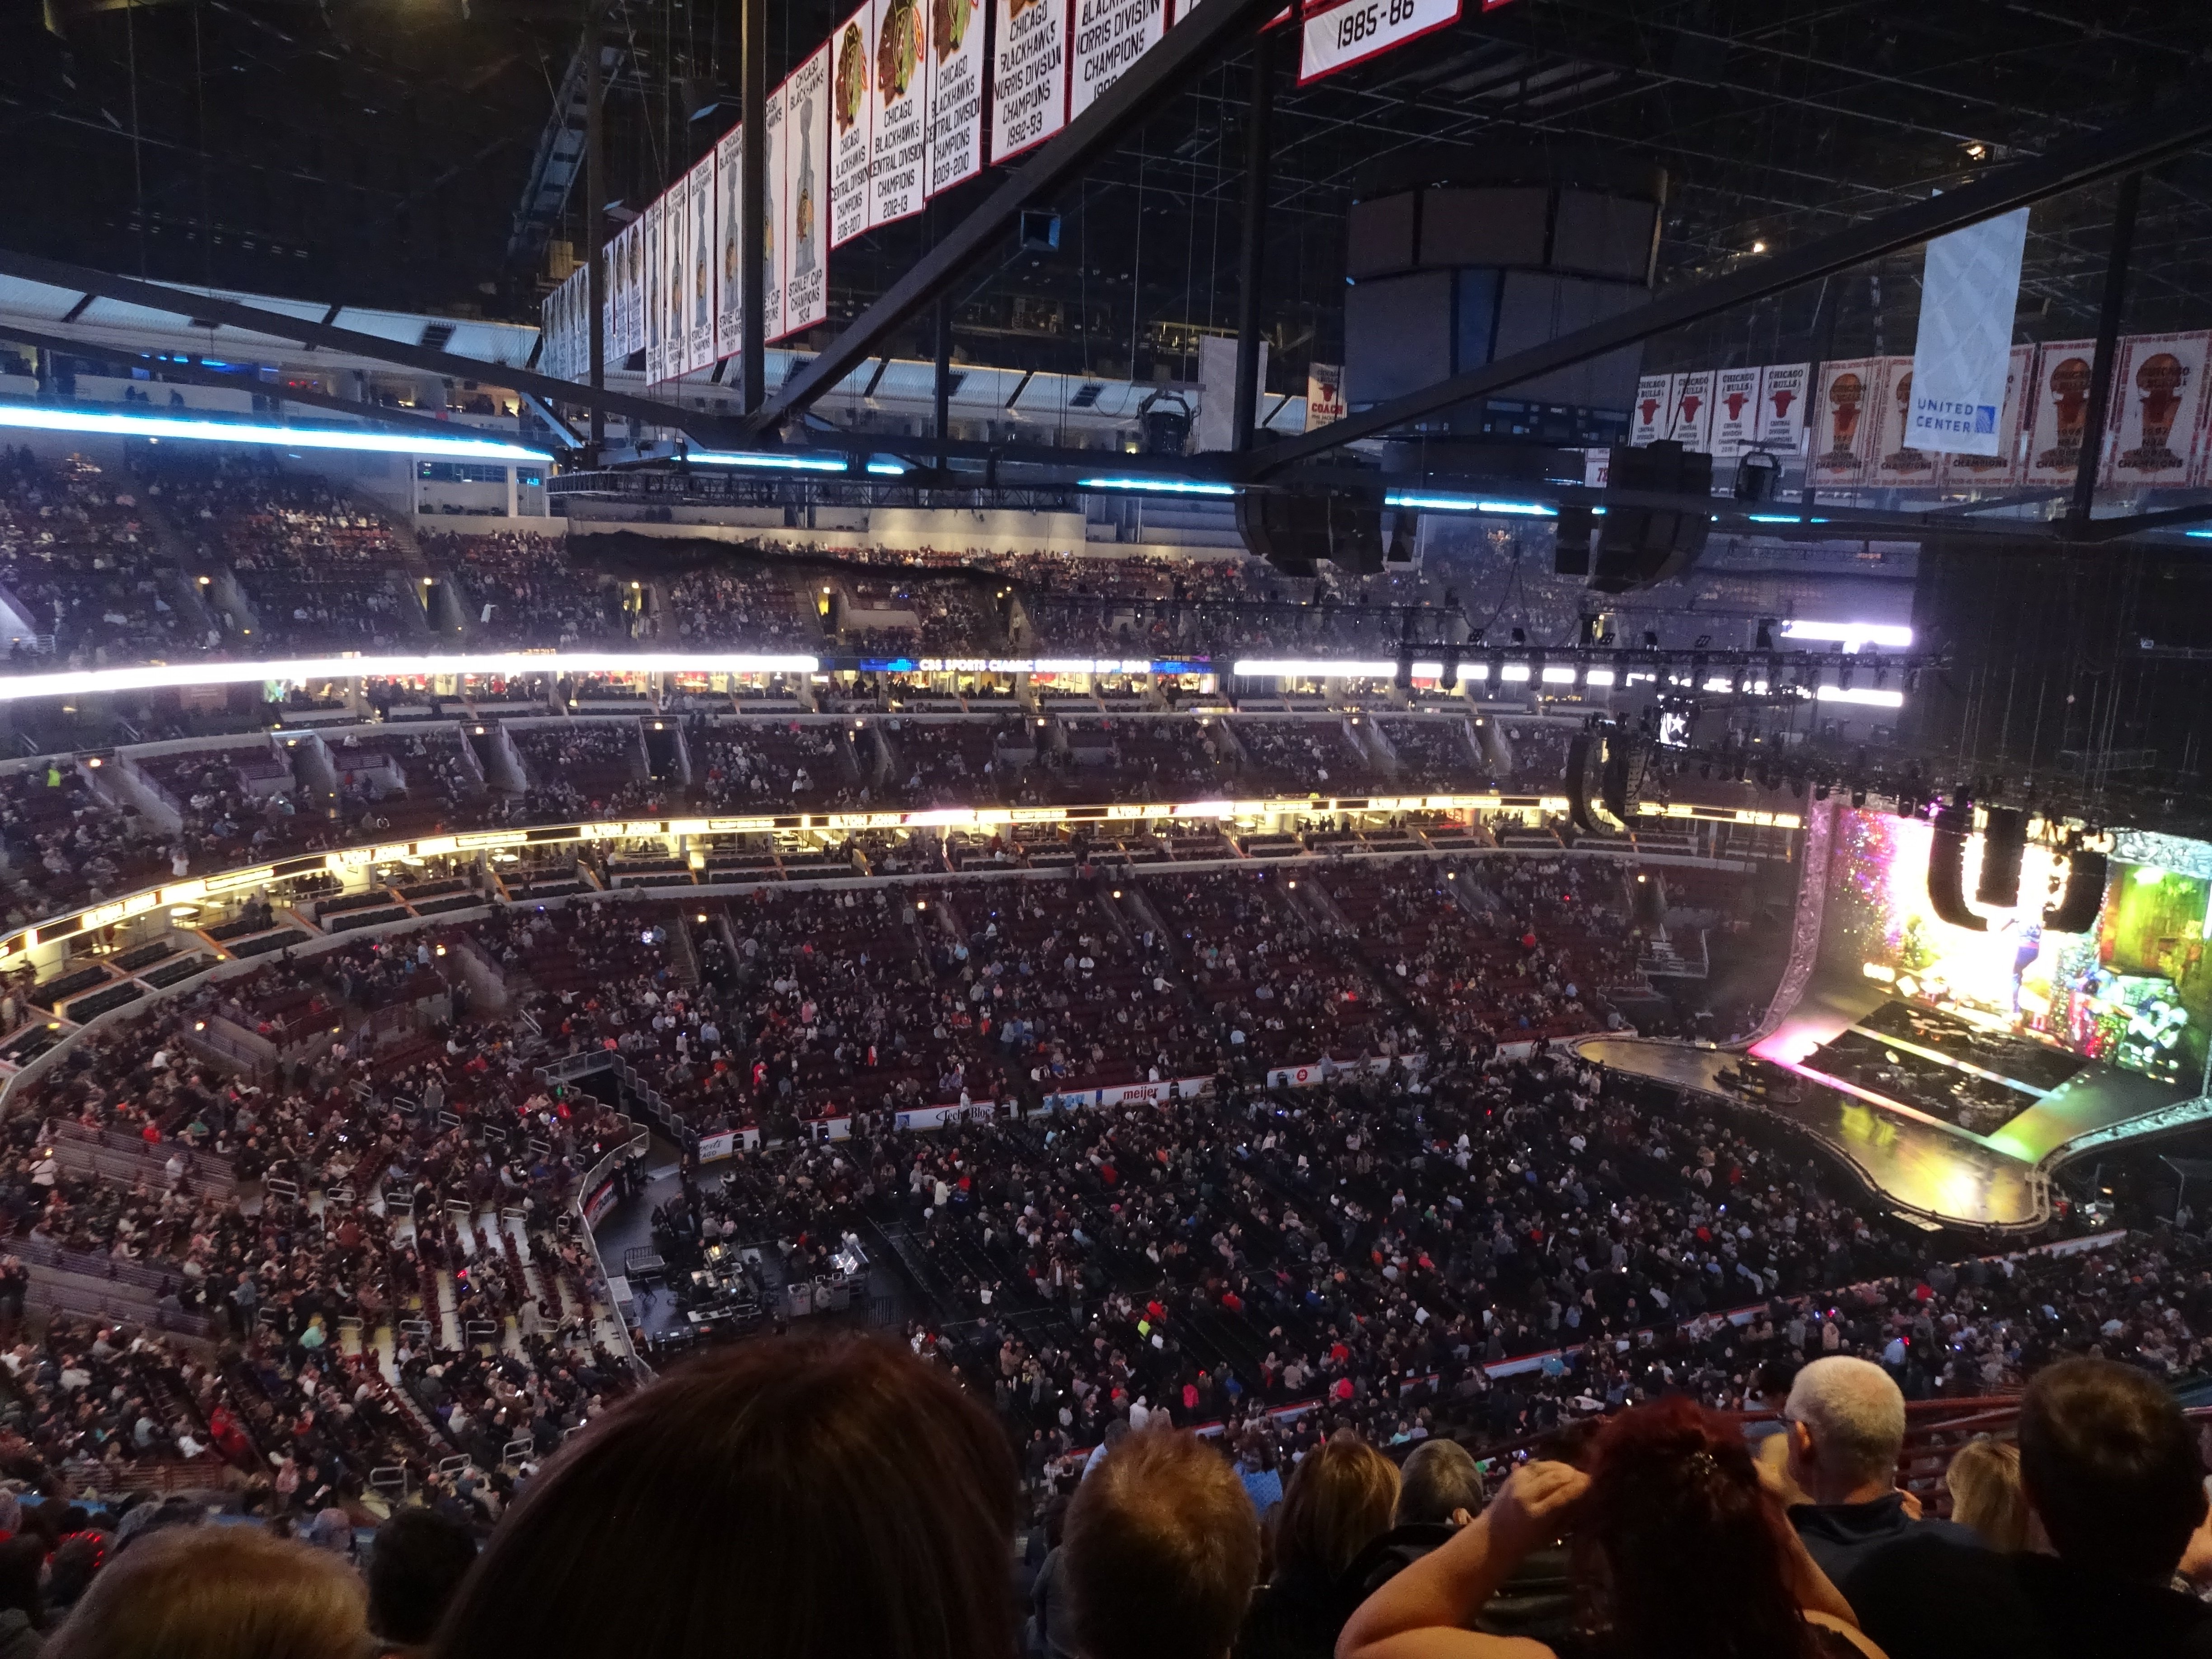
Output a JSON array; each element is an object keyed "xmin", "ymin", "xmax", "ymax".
[
  {"xmin": 426, "ymin": 533, "xmax": 625, "ymax": 648},
  {"xmin": 0, "ymin": 764, "xmax": 174, "ymax": 928},
  {"xmin": 661, "ymin": 567, "xmax": 815, "ymax": 648},
  {"xmin": 693, "ymin": 721, "xmax": 860, "ymax": 811},
  {"xmin": 508, "ymin": 725, "xmax": 652, "ymax": 820},
  {"xmin": 0, "ymin": 451, "xmax": 202, "ymax": 667},
  {"xmin": 159, "ymin": 460, "xmax": 417, "ymax": 652}
]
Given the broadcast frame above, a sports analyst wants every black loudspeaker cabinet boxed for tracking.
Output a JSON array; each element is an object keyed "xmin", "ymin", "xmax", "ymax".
[
  {"xmin": 1590, "ymin": 440, "xmax": 1713, "ymax": 594},
  {"xmin": 1236, "ymin": 489, "xmax": 1386, "ymax": 576}
]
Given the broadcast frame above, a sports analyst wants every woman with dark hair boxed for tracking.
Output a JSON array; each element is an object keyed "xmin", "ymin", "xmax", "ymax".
[
  {"xmin": 1237, "ymin": 1435, "xmax": 1400, "ymax": 1659},
  {"xmin": 429, "ymin": 1334, "xmax": 1020, "ymax": 1659},
  {"xmin": 1337, "ymin": 1397, "xmax": 1885, "ymax": 1659}
]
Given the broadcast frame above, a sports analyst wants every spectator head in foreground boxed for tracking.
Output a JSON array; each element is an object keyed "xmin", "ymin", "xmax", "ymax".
[
  {"xmin": 1338, "ymin": 1397, "xmax": 1873, "ymax": 1659},
  {"xmin": 1783, "ymin": 1356, "xmax": 1906, "ymax": 1504},
  {"xmin": 1943, "ymin": 1438, "xmax": 2028, "ymax": 1553},
  {"xmin": 429, "ymin": 1335, "xmax": 1020, "ymax": 1659},
  {"xmin": 366, "ymin": 1509, "xmax": 479, "ymax": 1654},
  {"xmin": 1274, "ymin": 1435, "xmax": 1401, "ymax": 1589},
  {"xmin": 1396, "ymin": 1439, "xmax": 1486, "ymax": 1529},
  {"xmin": 44, "ymin": 1526, "xmax": 366, "ymax": 1659},
  {"xmin": 2018, "ymin": 1355, "xmax": 2206, "ymax": 1583},
  {"xmin": 1063, "ymin": 1428, "xmax": 1260, "ymax": 1659}
]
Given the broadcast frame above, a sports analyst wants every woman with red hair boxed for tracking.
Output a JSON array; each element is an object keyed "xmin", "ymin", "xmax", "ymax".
[{"xmin": 1336, "ymin": 1397, "xmax": 1886, "ymax": 1659}]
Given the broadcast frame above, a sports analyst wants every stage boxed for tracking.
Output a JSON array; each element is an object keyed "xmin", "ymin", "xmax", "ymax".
[{"xmin": 1575, "ymin": 800, "xmax": 2211, "ymax": 1231}]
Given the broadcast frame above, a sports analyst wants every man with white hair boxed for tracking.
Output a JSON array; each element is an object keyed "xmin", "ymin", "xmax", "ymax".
[{"xmin": 1784, "ymin": 1354, "xmax": 1980, "ymax": 1595}]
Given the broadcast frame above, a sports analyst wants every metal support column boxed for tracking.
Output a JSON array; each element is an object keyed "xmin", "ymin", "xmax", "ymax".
[
  {"xmin": 1231, "ymin": 29, "xmax": 1273, "ymax": 454},
  {"xmin": 740, "ymin": 0, "xmax": 768, "ymax": 414},
  {"xmin": 585, "ymin": 4, "xmax": 606, "ymax": 457},
  {"xmin": 2070, "ymin": 171, "xmax": 2141, "ymax": 526}
]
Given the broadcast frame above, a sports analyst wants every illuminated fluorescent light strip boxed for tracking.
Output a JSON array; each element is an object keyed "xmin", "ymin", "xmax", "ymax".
[
  {"xmin": 0, "ymin": 403, "xmax": 550, "ymax": 463},
  {"xmin": 0, "ymin": 651, "xmax": 820, "ymax": 703},
  {"xmin": 689, "ymin": 450, "xmax": 850, "ymax": 472},
  {"xmin": 1779, "ymin": 619, "xmax": 1913, "ymax": 651},
  {"xmin": 1384, "ymin": 494, "xmax": 1557, "ymax": 517},
  {"xmin": 1077, "ymin": 476, "xmax": 1237, "ymax": 497},
  {"xmin": 1814, "ymin": 684, "xmax": 1906, "ymax": 708},
  {"xmin": 1231, "ymin": 659, "xmax": 1443, "ymax": 678}
]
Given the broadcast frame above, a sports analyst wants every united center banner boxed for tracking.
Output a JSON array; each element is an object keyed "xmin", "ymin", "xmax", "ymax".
[
  {"xmin": 869, "ymin": 0, "xmax": 930, "ymax": 227},
  {"xmin": 1939, "ymin": 343, "xmax": 2030, "ymax": 490},
  {"xmin": 830, "ymin": 2, "xmax": 876, "ymax": 247},
  {"xmin": 783, "ymin": 46, "xmax": 833, "ymax": 336},
  {"xmin": 927, "ymin": 0, "xmax": 989, "ymax": 195},
  {"xmin": 992, "ymin": 0, "xmax": 1068, "ymax": 162},
  {"xmin": 1905, "ymin": 207, "xmax": 2028, "ymax": 457}
]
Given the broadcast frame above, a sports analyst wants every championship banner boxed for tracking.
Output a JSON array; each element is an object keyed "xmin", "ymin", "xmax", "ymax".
[
  {"xmin": 927, "ymin": 0, "xmax": 988, "ymax": 196},
  {"xmin": 1752, "ymin": 362, "xmax": 1809, "ymax": 454},
  {"xmin": 783, "ymin": 46, "xmax": 832, "ymax": 337},
  {"xmin": 1664, "ymin": 368, "xmax": 1713, "ymax": 450},
  {"xmin": 714, "ymin": 127, "xmax": 745, "ymax": 363},
  {"xmin": 1905, "ymin": 206, "xmax": 2028, "ymax": 457},
  {"xmin": 2023, "ymin": 339, "xmax": 2102, "ymax": 487},
  {"xmin": 992, "ymin": 0, "xmax": 1069, "ymax": 162},
  {"xmin": 643, "ymin": 197, "xmax": 665, "ymax": 383},
  {"xmin": 2107, "ymin": 331, "xmax": 2211, "ymax": 488},
  {"xmin": 1939, "ymin": 343, "xmax": 2031, "ymax": 491},
  {"xmin": 1629, "ymin": 373, "xmax": 1671, "ymax": 447},
  {"xmin": 1809, "ymin": 357, "xmax": 1885, "ymax": 487},
  {"xmin": 1071, "ymin": 0, "xmax": 1166, "ymax": 120},
  {"xmin": 1306, "ymin": 363, "xmax": 1345, "ymax": 428},
  {"xmin": 615, "ymin": 220, "xmax": 640, "ymax": 358},
  {"xmin": 1298, "ymin": 0, "xmax": 1461, "ymax": 85},
  {"xmin": 1709, "ymin": 366, "xmax": 1762, "ymax": 459},
  {"xmin": 662, "ymin": 180, "xmax": 690, "ymax": 383},
  {"xmin": 763, "ymin": 83, "xmax": 789, "ymax": 346},
  {"xmin": 869, "ymin": 0, "xmax": 929, "ymax": 227},
  {"xmin": 686, "ymin": 153, "xmax": 718, "ymax": 375},
  {"xmin": 1870, "ymin": 355, "xmax": 1937, "ymax": 489},
  {"xmin": 830, "ymin": 1, "xmax": 876, "ymax": 246}
]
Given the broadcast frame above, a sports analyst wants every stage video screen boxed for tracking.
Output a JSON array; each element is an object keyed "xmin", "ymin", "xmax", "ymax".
[{"xmin": 1822, "ymin": 809, "xmax": 2212, "ymax": 1094}]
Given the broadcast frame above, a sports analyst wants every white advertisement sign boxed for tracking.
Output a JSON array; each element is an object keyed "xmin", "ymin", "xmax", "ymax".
[{"xmin": 1906, "ymin": 206, "xmax": 2028, "ymax": 456}]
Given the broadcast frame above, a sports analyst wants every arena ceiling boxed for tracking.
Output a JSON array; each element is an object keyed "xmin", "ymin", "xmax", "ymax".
[{"xmin": 3, "ymin": 0, "xmax": 2207, "ymax": 396}]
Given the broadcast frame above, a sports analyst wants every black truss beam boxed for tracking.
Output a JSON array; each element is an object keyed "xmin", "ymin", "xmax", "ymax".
[
  {"xmin": 742, "ymin": 0, "xmax": 1284, "ymax": 438},
  {"xmin": 1243, "ymin": 103, "xmax": 2212, "ymax": 478},
  {"xmin": 0, "ymin": 246, "xmax": 750, "ymax": 451}
]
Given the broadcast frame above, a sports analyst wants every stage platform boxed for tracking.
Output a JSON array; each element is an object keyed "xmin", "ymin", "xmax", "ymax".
[
  {"xmin": 1575, "ymin": 1033, "xmax": 2048, "ymax": 1229},
  {"xmin": 1579, "ymin": 968, "xmax": 2198, "ymax": 1231}
]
